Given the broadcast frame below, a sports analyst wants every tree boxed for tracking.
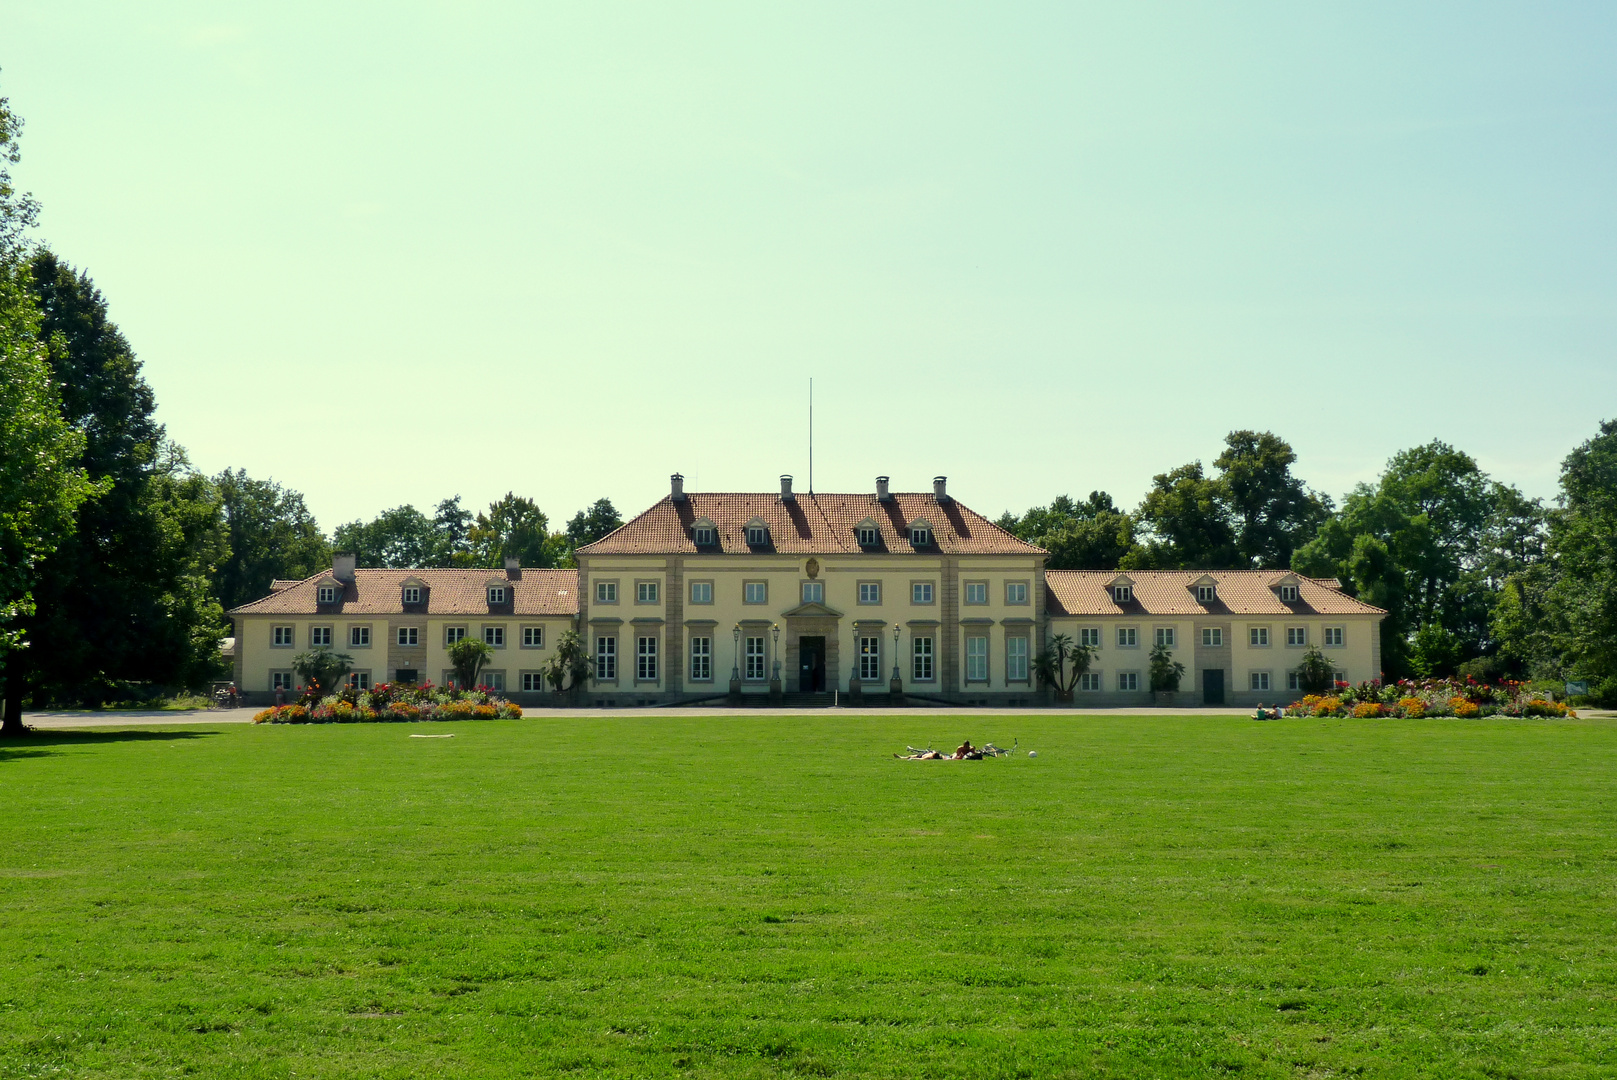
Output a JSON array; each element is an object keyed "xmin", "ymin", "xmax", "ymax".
[
  {"xmin": 292, "ymin": 648, "xmax": 353, "ymax": 694},
  {"xmin": 15, "ymin": 253, "xmax": 229, "ymax": 707},
  {"xmin": 469, "ymin": 493, "xmax": 552, "ymax": 567},
  {"xmin": 0, "ymin": 262, "xmax": 99, "ymax": 732},
  {"xmin": 1126, "ymin": 461, "xmax": 1240, "ymax": 569},
  {"xmin": 1034, "ymin": 633, "xmax": 1093, "ymax": 702},
  {"xmin": 447, "ymin": 637, "xmax": 495, "ymax": 689},
  {"xmin": 1542, "ymin": 420, "xmax": 1617, "ymax": 686},
  {"xmin": 1215, "ymin": 430, "xmax": 1332, "ymax": 568},
  {"xmin": 1148, "ymin": 642, "xmax": 1186, "ymax": 693},
  {"xmin": 331, "ymin": 505, "xmax": 440, "ymax": 568},
  {"xmin": 998, "ymin": 492, "xmax": 1138, "ymax": 570},
  {"xmin": 213, "ymin": 469, "xmax": 331, "ymax": 610},
  {"xmin": 542, "ymin": 629, "xmax": 593, "ymax": 693},
  {"xmin": 431, "ymin": 497, "xmax": 474, "ymax": 565},
  {"xmin": 1293, "ymin": 645, "xmax": 1336, "ymax": 694},
  {"xmin": 566, "ymin": 499, "xmax": 624, "ymax": 548},
  {"xmin": 0, "ymin": 77, "xmax": 40, "ymax": 251}
]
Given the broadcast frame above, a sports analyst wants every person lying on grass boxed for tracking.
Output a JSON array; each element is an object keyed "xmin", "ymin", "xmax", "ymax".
[{"xmin": 893, "ymin": 741, "xmax": 984, "ymax": 760}]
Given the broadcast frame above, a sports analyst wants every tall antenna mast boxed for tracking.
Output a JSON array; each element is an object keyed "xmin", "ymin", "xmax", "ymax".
[{"xmin": 808, "ymin": 377, "xmax": 814, "ymax": 494}]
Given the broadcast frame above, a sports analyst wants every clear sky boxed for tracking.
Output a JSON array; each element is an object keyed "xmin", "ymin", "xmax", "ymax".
[{"xmin": 5, "ymin": 2, "xmax": 1614, "ymax": 531}]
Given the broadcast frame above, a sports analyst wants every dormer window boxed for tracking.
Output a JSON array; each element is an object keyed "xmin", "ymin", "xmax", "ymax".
[
  {"xmin": 745, "ymin": 521, "xmax": 769, "ymax": 546},
  {"xmin": 909, "ymin": 523, "xmax": 932, "ymax": 547},
  {"xmin": 1113, "ymin": 585, "xmax": 1132, "ymax": 604},
  {"xmin": 402, "ymin": 586, "xmax": 422, "ymax": 605},
  {"xmin": 317, "ymin": 585, "xmax": 337, "ymax": 604},
  {"xmin": 1279, "ymin": 584, "xmax": 1299, "ymax": 602},
  {"xmin": 692, "ymin": 518, "xmax": 717, "ymax": 547},
  {"xmin": 1197, "ymin": 585, "xmax": 1215, "ymax": 603},
  {"xmin": 857, "ymin": 524, "xmax": 878, "ymax": 547},
  {"xmin": 488, "ymin": 585, "xmax": 507, "ymax": 605}
]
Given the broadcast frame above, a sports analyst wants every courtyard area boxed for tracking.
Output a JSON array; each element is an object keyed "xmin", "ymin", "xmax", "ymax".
[{"xmin": 2, "ymin": 713, "xmax": 1613, "ymax": 1078}]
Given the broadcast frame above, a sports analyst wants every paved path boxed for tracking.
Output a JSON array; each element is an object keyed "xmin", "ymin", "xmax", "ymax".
[{"xmin": 24, "ymin": 705, "xmax": 1614, "ymax": 729}]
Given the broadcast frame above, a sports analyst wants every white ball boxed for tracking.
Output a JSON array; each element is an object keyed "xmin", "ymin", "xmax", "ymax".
[{"xmin": 1028, "ymin": 750, "xmax": 1038, "ymax": 758}]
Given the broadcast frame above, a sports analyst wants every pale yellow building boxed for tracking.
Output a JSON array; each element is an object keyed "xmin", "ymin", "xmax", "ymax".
[{"xmin": 229, "ymin": 474, "xmax": 1384, "ymax": 707}]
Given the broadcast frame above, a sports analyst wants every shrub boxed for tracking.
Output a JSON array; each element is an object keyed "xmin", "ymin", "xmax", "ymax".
[
  {"xmin": 254, "ymin": 688, "xmax": 521, "ymax": 725},
  {"xmin": 1352, "ymin": 701, "xmax": 1384, "ymax": 718}
]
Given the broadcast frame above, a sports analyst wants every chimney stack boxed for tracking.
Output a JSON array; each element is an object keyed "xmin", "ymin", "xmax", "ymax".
[
  {"xmin": 332, "ymin": 552, "xmax": 356, "ymax": 583},
  {"xmin": 779, "ymin": 474, "xmax": 795, "ymax": 502},
  {"xmin": 504, "ymin": 556, "xmax": 521, "ymax": 580},
  {"xmin": 933, "ymin": 476, "xmax": 950, "ymax": 503},
  {"xmin": 670, "ymin": 473, "xmax": 686, "ymax": 502},
  {"xmin": 876, "ymin": 476, "xmax": 891, "ymax": 502}
]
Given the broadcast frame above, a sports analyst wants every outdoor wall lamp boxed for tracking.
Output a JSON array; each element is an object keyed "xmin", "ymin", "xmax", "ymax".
[{"xmin": 731, "ymin": 623, "xmax": 741, "ymax": 681}]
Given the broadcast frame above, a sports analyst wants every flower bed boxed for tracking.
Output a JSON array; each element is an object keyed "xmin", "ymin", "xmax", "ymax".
[
  {"xmin": 1286, "ymin": 677, "xmax": 1576, "ymax": 719},
  {"xmin": 253, "ymin": 681, "xmax": 522, "ymax": 724}
]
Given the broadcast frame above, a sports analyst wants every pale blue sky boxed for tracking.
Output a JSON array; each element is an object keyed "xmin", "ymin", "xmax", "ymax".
[{"xmin": 5, "ymin": 2, "xmax": 1614, "ymax": 530}]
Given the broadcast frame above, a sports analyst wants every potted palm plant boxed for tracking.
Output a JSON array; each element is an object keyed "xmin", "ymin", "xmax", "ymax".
[
  {"xmin": 1148, "ymin": 642, "xmax": 1186, "ymax": 706},
  {"xmin": 1034, "ymin": 633, "xmax": 1094, "ymax": 704}
]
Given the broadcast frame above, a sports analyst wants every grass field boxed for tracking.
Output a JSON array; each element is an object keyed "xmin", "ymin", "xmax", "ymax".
[{"xmin": 2, "ymin": 713, "xmax": 1614, "ymax": 1079}]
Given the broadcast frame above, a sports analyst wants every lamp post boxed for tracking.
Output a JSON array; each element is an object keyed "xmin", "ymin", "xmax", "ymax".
[
  {"xmin": 890, "ymin": 622, "xmax": 904, "ymax": 704},
  {"xmin": 729, "ymin": 623, "xmax": 741, "ymax": 701},
  {"xmin": 769, "ymin": 622, "xmax": 783, "ymax": 703},
  {"xmin": 848, "ymin": 622, "xmax": 863, "ymax": 701}
]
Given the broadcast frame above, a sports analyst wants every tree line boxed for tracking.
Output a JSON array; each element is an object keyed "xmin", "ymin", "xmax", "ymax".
[{"xmin": 996, "ymin": 426, "xmax": 1617, "ymax": 698}]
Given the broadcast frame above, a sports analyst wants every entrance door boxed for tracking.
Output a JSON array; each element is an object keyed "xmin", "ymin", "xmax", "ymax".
[
  {"xmin": 798, "ymin": 636, "xmax": 826, "ymax": 692},
  {"xmin": 1202, "ymin": 668, "xmax": 1225, "ymax": 706}
]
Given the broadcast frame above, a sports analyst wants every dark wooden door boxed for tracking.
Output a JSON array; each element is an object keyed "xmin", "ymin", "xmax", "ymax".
[
  {"xmin": 799, "ymin": 636, "xmax": 826, "ymax": 692},
  {"xmin": 1203, "ymin": 668, "xmax": 1225, "ymax": 705}
]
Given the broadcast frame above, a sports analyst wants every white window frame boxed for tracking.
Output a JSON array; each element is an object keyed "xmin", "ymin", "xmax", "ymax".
[
  {"xmin": 1250, "ymin": 671, "xmax": 1271, "ymax": 692},
  {"xmin": 1196, "ymin": 585, "xmax": 1215, "ymax": 603},
  {"xmin": 522, "ymin": 626, "xmax": 544, "ymax": 648},
  {"xmin": 1113, "ymin": 585, "xmax": 1132, "ymax": 603},
  {"xmin": 963, "ymin": 581, "xmax": 988, "ymax": 605},
  {"xmin": 316, "ymin": 586, "xmax": 337, "ymax": 604},
  {"xmin": 912, "ymin": 636, "xmax": 934, "ymax": 681},
  {"xmin": 693, "ymin": 526, "xmax": 716, "ymax": 546},
  {"xmin": 521, "ymin": 672, "xmax": 545, "ymax": 692},
  {"xmin": 801, "ymin": 581, "xmax": 824, "ymax": 604},
  {"xmin": 348, "ymin": 671, "xmax": 371, "ymax": 690},
  {"xmin": 1154, "ymin": 627, "xmax": 1175, "ymax": 648},
  {"xmin": 271, "ymin": 671, "xmax": 295, "ymax": 691},
  {"xmin": 595, "ymin": 636, "xmax": 617, "ymax": 681},
  {"xmin": 746, "ymin": 524, "xmax": 768, "ymax": 546},
  {"xmin": 743, "ymin": 581, "xmax": 767, "ymax": 605},
  {"xmin": 272, "ymin": 625, "xmax": 294, "ymax": 648},
  {"xmin": 857, "ymin": 582, "xmax": 881, "ymax": 605},
  {"xmin": 1279, "ymin": 584, "xmax": 1300, "ymax": 602},
  {"xmin": 1079, "ymin": 672, "xmax": 1102, "ymax": 692},
  {"xmin": 1287, "ymin": 670, "xmax": 1303, "ymax": 692},
  {"xmin": 745, "ymin": 636, "xmax": 767, "ymax": 681},
  {"xmin": 482, "ymin": 671, "xmax": 505, "ymax": 692},
  {"xmin": 636, "ymin": 636, "xmax": 658, "ymax": 681},
  {"xmin": 445, "ymin": 626, "xmax": 467, "ymax": 646},
  {"xmin": 965, "ymin": 635, "xmax": 988, "ymax": 682},
  {"xmin": 397, "ymin": 626, "xmax": 419, "ymax": 647},
  {"xmin": 349, "ymin": 625, "xmax": 371, "ymax": 648},
  {"xmin": 1117, "ymin": 671, "xmax": 1139, "ymax": 692},
  {"xmin": 859, "ymin": 636, "xmax": 882, "ymax": 681},
  {"xmin": 689, "ymin": 636, "xmax": 712, "ymax": 681},
  {"xmin": 636, "ymin": 581, "xmax": 659, "ymax": 604},
  {"xmin": 690, "ymin": 581, "xmax": 713, "ymax": 605},
  {"xmin": 1202, "ymin": 627, "xmax": 1224, "ymax": 647},
  {"xmin": 911, "ymin": 582, "xmax": 934, "ymax": 605},
  {"xmin": 1324, "ymin": 626, "xmax": 1345, "ymax": 647},
  {"xmin": 1079, "ymin": 627, "xmax": 1101, "ymax": 649},
  {"xmin": 1117, "ymin": 627, "xmax": 1138, "ymax": 648},
  {"xmin": 909, "ymin": 525, "xmax": 931, "ymax": 546},
  {"xmin": 1250, "ymin": 626, "xmax": 1270, "ymax": 647},
  {"xmin": 1005, "ymin": 581, "xmax": 1029, "ymax": 605},
  {"xmin": 311, "ymin": 626, "xmax": 332, "ymax": 647},
  {"xmin": 487, "ymin": 586, "xmax": 507, "ymax": 605},
  {"xmin": 483, "ymin": 625, "xmax": 505, "ymax": 648},
  {"xmin": 595, "ymin": 581, "xmax": 618, "ymax": 603},
  {"xmin": 1286, "ymin": 626, "xmax": 1307, "ymax": 647},
  {"xmin": 402, "ymin": 586, "xmax": 422, "ymax": 605},
  {"xmin": 1007, "ymin": 636, "xmax": 1029, "ymax": 682},
  {"xmin": 857, "ymin": 525, "xmax": 877, "ymax": 547}
]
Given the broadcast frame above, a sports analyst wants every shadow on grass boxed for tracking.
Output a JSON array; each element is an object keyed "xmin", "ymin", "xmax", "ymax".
[{"xmin": 0, "ymin": 728, "xmax": 217, "ymax": 763}]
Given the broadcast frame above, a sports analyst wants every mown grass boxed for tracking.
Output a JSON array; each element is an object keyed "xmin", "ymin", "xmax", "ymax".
[{"xmin": 1, "ymin": 714, "xmax": 1614, "ymax": 1078}]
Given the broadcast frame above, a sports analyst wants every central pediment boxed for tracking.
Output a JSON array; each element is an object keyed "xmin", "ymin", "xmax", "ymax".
[{"xmin": 782, "ymin": 600, "xmax": 845, "ymax": 619}]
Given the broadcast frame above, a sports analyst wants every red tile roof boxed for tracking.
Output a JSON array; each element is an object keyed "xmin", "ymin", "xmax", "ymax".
[
  {"xmin": 1045, "ymin": 570, "xmax": 1385, "ymax": 617},
  {"xmin": 578, "ymin": 493, "xmax": 1046, "ymax": 556},
  {"xmin": 229, "ymin": 568, "xmax": 580, "ymax": 616}
]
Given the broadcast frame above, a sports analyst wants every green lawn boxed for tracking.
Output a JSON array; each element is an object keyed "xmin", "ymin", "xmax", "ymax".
[{"xmin": 2, "ymin": 714, "xmax": 1614, "ymax": 1079}]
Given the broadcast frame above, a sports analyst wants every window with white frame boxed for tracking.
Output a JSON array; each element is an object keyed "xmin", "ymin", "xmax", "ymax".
[
  {"xmin": 859, "ymin": 636, "xmax": 881, "ymax": 680},
  {"xmin": 744, "ymin": 581, "xmax": 767, "ymax": 604},
  {"xmin": 965, "ymin": 636, "xmax": 988, "ymax": 681},
  {"xmin": 1080, "ymin": 627, "xmax": 1100, "ymax": 649},
  {"xmin": 1324, "ymin": 626, "xmax": 1344, "ymax": 647},
  {"xmin": 445, "ymin": 626, "xmax": 466, "ymax": 645},
  {"xmin": 1334, "ymin": 669, "xmax": 1347, "ymax": 684},
  {"xmin": 1118, "ymin": 672, "xmax": 1139, "ymax": 692},
  {"xmin": 1287, "ymin": 670, "xmax": 1303, "ymax": 692},
  {"xmin": 484, "ymin": 625, "xmax": 505, "ymax": 647},
  {"xmin": 522, "ymin": 672, "xmax": 544, "ymax": 692},
  {"xmin": 397, "ymin": 627, "xmax": 419, "ymax": 647},
  {"xmin": 350, "ymin": 626, "xmax": 370, "ymax": 647},
  {"xmin": 522, "ymin": 626, "xmax": 543, "ymax": 648},
  {"xmin": 402, "ymin": 586, "xmax": 422, "ymax": 605},
  {"xmin": 487, "ymin": 585, "xmax": 507, "ymax": 605},
  {"xmin": 1202, "ymin": 627, "xmax": 1224, "ymax": 647},
  {"xmin": 483, "ymin": 671, "xmax": 505, "ymax": 692},
  {"xmin": 1286, "ymin": 626, "xmax": 1307, "ymax": 647},
  {"xmin": 317, "ymin": 585, "xmax": 337, "ymax": 604},
  {"xmin": 348, "ymin": 672, "xmax": 371, "ymax": 690},
  {"xmin": 596, "ymin": 636, "xmax": 617, "ymax": 680},
  {"xmin": 801, "ymin": 581, "xmax": 824, "ymax": 604},
  {"xmin": 1250, "ymin": 626, "xmax": 1270, "ymax": 647},
  {"xmin": 690, "ymin": 581, "xmax": 713, "ymax": 604},
  {"xmin": 745, "ymin": 636, "xmax": 766, "ymax": 680},
  {"xmin": 964, "ymin": 581, "xmax": 987, "ymax": 605},
  {"xmin": 1279, "ymin": 584, "xmax": 1300, "ymax": 602},
  {"xmin": 636, "ymin": 637, "xmax": 658, "ymax": 680},
  {"xmin": 857, "ymin": 525, "xmax": 877, "ymax": 547},
  {"xmin": 272, "ymin": 671, "xmax": 295, "ymax": 691},
  {"xmin": 912, "ymin": 637, "xmax": 934, "ymax": 680},
  {"xmin": 1079, "ymin": 672, "xmax": 1102, "ymax": 692},
  {"xmin": 595, "ymin": 581, "xmax": 617, "ymax": 603},
  {"xmin": 1005, "ymin": 581, "xmax": 1029, "ymax": 604},
  {"xmin": 311, "ymin": 626, "xmax": 332, "ymax": 647},
  {"xmin": 1117, "ymin": 627, "xmax": 1138, "ymax": 647},
  {"xmin": 1154, "ymin": 627, "xmax": 1175, "ymax": 648},
  {"xmin": 1197, "ymin": 584, "xmax": 1216, "ymax": 602},
  {"xmin": 636, "ymin": 581, "xmax": 659, "ymax": 603},
  {"xmin": 909, "ymin": 525, "xmax": 931, "ymax": 546},
  {"xmin": 911, "ymin": 582, "xmax": 934, "ymax": 604},
  {"xmin": 1113, "ymin": 585, "xmax": 1133, "ymax": 603},
  {"xmin": 693, "ymin": 525, "xmax": 716, "ymax": 546},
  {"xmin": 1007, "ymin": 637, "xmax": 1029, "ymax": 681},
  {"xmin": 272, "ymin": 625, "xmax": 294, "ymax": 647},
  {"xmin": 1250, "ymin": 671, "xmax": 1270, "ymax": 691},
  {"xmin": 858, "ymin": 582, "xmax": 881, "ymax": 604},
  {"xmin": 690, "ymin": 636, "xmax": 711, "ymax": 681},
  {"xmin": 746, "ymin": 523, "xmax": 768, "ymax": 546}
]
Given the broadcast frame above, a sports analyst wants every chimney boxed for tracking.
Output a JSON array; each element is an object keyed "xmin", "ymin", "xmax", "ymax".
[
  {"xmin": 933, "ymin": 476, "xmax": 950, "ymax": 503},
  {"xmin": 780, "ymin": 474, "xmax": 795, "ymax": 502},
  {"xmin": 332, "ymin": 552, "xmax": 356, "ymax": 584},
  {"xmin": 876, "ymin": 476, "xmax": 891, "ymax": 502},
  {"xmin": 670, "ymin": 473, "xmax": 686, "ymax": 502},
  {"xmin": 504, "ymin": 556, "xmax": 521, "ymax": 580}
]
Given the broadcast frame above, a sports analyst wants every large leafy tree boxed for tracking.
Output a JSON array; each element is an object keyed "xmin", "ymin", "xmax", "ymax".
[
  {"xmin": 1215, "ymin": 430, "xmax": 1332, "ymax": 568},
  {"xmin": 331, "ymin": 505, "xmax": 441, "ymax": 568},
  {"xmin": 566, "ymin": 499, "xmax": 623, "ymax": 548},
  {"xmin": 997, "ymin": 492, "xmax": 1137, "ymax": 570},
  {"xmin": 468, "ymin": 492, "xmax": 553, "ymax": 567},
  {"xmin": 1542, "ymin": 420, "xmax": 1617, "ymax": 689},
  {"xmin": 17, "ymin": 253, "xmax": 229, "ymax": 706},
  {"xmin": 213, "ymin": 469, "xmax": 331, "ymax": 609},
  {"xmin": 1126, "ymin": 461, "xmax": 1241, "ymax": 570}
]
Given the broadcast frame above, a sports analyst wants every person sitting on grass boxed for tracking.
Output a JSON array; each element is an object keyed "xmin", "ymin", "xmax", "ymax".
[
  {"xmin": 1253, "ymin": 703, "xmax": 1271, "ymax": 720},
  {"xmin": 954, "ymin": 740, "xmax": 982, "ymax": 760}
]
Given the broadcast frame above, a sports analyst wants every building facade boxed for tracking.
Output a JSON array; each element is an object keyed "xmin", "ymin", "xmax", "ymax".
[{"xmin": 229, "ymin": 475, "xmax": 1385, "ymax": 707}]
